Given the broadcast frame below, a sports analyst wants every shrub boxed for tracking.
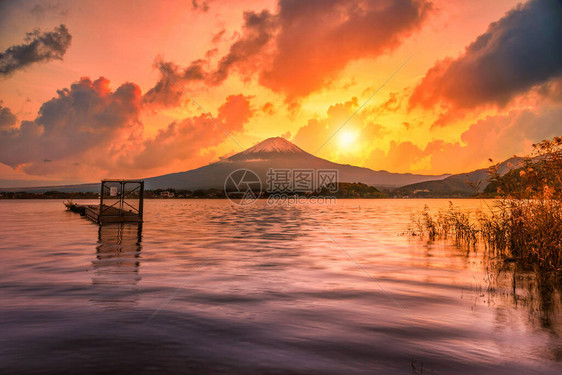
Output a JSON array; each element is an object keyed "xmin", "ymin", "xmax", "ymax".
[{"xmin": 411, "ymin": 136, "xmax": 562, "ymax": 275}]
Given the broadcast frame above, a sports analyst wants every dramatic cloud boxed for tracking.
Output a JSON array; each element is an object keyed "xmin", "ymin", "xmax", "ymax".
[
  {"xmin": 211, "ymin": 10, "xmax": 277, "ymax": 85},
  {"xmin": 143, "ymin": 10, "xmax": 276, "ymax": 109},
  {"xmin": 30, "ymin": 3, "xmax": 69, "ymax": 20},
  {"xmin": 410, "ymin": 0, "xmax": 562, "ymax": 112},
  {"xmin": 365, "ymin": 104, "xmax": 562, "ymax": 173},
  {"xmin": 0, "ymin": 103, "xmax": 17, "ymax": 129},
  {"xmin": 0, "ymin": 77, "xmax": 142, "ymax": 172},
  {"xmin": 429, "ymin": 106, "xmax": 562, "ymax": 171},
  {"xmin": 0, "ymin": 70, "xmax": 254, "ymax": 178},
  {"xmin": 191, "ymin": 0, "xmax": 210, "ymax": 12},
  {"xmin": 0, "ymin": 24, "xmax": 72, "ymax": 77},
  {"xmin": 131, "ymin": 94, "xmax": 253, "ymax": 169},
  {"xmin": 143, "ymin": 59, "xmax": 187, "ymax": 109},
  {"xmin": 261, "ymin": 0, "xmax": 432, "ymax": 97},
  {"xmin": 367, "ymin": 141, "xmax": 426, "ymax": 173},
  {"xmin": 146, "ymin": 0, "xmax": 432, "ymax": 106}
]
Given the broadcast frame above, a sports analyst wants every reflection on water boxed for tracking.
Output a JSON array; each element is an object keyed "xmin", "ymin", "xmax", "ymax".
[
  {"xmin": 463, "ymin": 257, "xmax": 562, "ymax": 362},
  {"xmin": 91, "ymin": 223, "xmax": 143, "ymax": 308},
  {"xmin": 421, "ymin": 232, "xmax": 562, "ymax": 331},
  {"xmin": 491, "ymin": 264, "xmax": 561, "ymax": 327},
  {"xmin": 0, "ymin": 199, "xmax": 560, "ymax": 374}
]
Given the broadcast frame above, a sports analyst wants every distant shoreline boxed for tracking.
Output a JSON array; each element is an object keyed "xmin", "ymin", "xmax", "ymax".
[
  {"xmin": 0, "ymin": 195, "xmax": 489, "ymax": 200},
  {"xmin": 0, "ymin": 182, "xmax": 495, "ymax": 200}
]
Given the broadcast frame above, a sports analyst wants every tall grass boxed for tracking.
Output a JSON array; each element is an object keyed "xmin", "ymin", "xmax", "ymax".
[
  {"xmin": 411, "ymin": 203, "xmax": 478, "ymax": 246},
  {"xmin": 411, "ymin": 136, "xmax": 562, "ymax": 275}
]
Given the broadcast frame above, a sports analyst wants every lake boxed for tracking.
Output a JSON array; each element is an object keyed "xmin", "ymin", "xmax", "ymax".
[{"xmin": 0, "ymin": 199, "xmax": 560, "ymax": 374}]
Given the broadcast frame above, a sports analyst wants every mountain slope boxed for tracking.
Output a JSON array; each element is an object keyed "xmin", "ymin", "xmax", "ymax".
[
  {"xmin": 0, "ymin": 137, "xmax": 450, "ymax": 192},
  {"xmin": 142, "ymin": 137, "xmax": 449, "ymax": 191},
  {"xmin": 395, "ymin": 157, "xmax": 524, "ymax": 197}
]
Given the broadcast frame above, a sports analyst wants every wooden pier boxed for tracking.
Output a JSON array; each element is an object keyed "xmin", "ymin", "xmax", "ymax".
[{"xmin": 67, "ymin": 180, "xmax": 144, "ymax": 224}]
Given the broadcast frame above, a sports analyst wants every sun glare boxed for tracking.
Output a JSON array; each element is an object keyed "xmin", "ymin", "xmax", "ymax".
[{"xmin": 338, "ymin": 130, "xmax": 358, "ymax": 150}]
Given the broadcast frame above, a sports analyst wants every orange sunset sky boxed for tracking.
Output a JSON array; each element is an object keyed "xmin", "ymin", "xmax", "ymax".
[{"xmin": 0, "ymin": 0, "xmax": 561, "ymax": 186}]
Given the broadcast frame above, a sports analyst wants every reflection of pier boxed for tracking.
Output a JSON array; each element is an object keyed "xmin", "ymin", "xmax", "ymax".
[{"xmin": 91, "ymin": 223, "xmax": 143, "ymax": 308}]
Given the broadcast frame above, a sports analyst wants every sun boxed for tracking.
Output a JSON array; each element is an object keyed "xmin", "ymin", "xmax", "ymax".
[{"xmin": 338, "ymin": 129, "xmax": 358, "ymax": 150}]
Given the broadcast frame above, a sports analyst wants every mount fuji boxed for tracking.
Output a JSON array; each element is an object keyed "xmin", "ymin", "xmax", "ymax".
[
  {"xmin": 140, "ymin": 137, "xmax": 451, "ymax": 191},
  {"xmin": 1, "ymin": 137, "xmax": 450, "ymax": 192}
]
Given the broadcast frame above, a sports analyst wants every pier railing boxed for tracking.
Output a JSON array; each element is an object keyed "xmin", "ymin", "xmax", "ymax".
[{"xmin": 99, "ymin": 180, "xmax": 144, "ymax": 222}]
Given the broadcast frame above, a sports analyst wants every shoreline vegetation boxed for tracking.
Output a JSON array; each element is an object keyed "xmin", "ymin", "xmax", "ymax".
[
  {"xmin": 411, "ymin": 137, "xmax": 562, "ymax": 277},
  {"xmin": 0, "ymin": 182, "xmax": 386, "ymax": 199}
]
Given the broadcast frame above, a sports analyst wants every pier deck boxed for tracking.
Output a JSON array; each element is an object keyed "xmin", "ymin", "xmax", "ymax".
[
  {"xmin": 85, "ymin": 205, "xmax": 143, "ymax": 224},
  {"xmin": 68, "ymin": 204, "xmax": 142, "ymax": 224},
  {"xmin": 66, "ymin": 179, "xmax": 144, "ymax": 224}
]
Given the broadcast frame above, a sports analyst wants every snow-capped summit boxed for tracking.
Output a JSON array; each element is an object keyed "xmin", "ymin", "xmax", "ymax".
[
  {"xmin": 242, "ymin": 137, "xmax": 306, "ymax": 154},
  {"xmin": 228, "ymin": 137, "xmax": 310, "ymax": 160}
]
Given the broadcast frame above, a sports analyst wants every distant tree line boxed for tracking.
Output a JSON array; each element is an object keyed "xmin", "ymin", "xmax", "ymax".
[{"xmin": 1, "ymin": 183, "xmax": 387, "ymax": 199}]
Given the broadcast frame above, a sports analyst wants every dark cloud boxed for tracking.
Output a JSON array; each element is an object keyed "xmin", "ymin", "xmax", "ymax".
[
  {"xmin": 144, "ymin": 10, "xmax": 276, "ymax": 108},
  {"xmin": 211, "ymin": 29, "xmax": 226, "ymax": 44},
  {"xmin": 0, "ymin": 102, "xmax": 17, "ymax": 129},
  {"xmin": 143, "ymin": 59, "xmax": 187, "ymax": 109},
  {"xmin": 0, "ymin": 77, "xmax": 142, "ymax": 172},
  {"xmin": 261, "ymin": 0, "xmax": 432, "ymax": 97},
  {"xmin": 537, "ymin": 77, "xmax": 562, "ymax": 103},
  {"xmin": 410, "ymin": 0, "xmax": 562, "ymax": 111},
  {"xmin": 1, "ymin": 73, "xmax": 254, "ymax": 178},
  {"xmin": 30, "ymin": 2, "xmax": 69, "ymax": 20},
  {"xmin": 191, "ymin": 0, "xmax": 210, "ymax": 12},
  {"xmin": 146, "ymin": 0, "xmax": 431, "ymax": 106},
  {"xmin": 0, "ymin": 24, "xmax": 72, "ymax": 77},
  {"xmin": 211, "ymin": 10, "xmax": 277, "ymax": 85}
]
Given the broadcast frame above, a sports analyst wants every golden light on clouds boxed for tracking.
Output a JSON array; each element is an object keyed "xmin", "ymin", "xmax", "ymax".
[{"xmin": 0, "ymin": 0, "xmax": 560, "ymax": 185}]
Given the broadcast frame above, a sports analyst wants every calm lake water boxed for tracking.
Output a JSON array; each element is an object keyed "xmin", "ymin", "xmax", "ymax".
[{"xmin": 0, "ymin": 199, "xmax": 560, "ymax": 374}]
